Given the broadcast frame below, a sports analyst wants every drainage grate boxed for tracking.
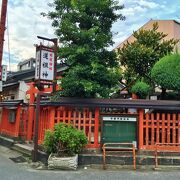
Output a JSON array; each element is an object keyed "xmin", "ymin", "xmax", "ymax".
[{"xmin": 9, "ymin": 156, "xmax": 27, "ymax": 163}]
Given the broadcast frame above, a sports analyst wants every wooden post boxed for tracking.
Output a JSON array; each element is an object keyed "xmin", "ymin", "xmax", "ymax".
[
  {"xmin": 32, "ymin": 93, "xmax": 41, "ymax": 162},
  {"xmin": 155, "ymin": 144, "xmax": 158, "ymax": 168},
  {"xmin": 138, "ymin": 109, "xmax": 144, "ymax": 149},
  {"xmin": 172, "ymin": 114, "xmax": 176, "ymax": 143},
  {"xmin": 156, "ymin": 113, "xmax": 160, "ymax": 144},
  {"xmin": 162, "ymin": 113, "xmax": 165, "ymax": 144},
  {"xmin": 132, "ymin": 144, "xmax": 136, "ymax": 170},
  {"xmin": 102, "ymin": 145, "xmax": 106, "ymax": 170},
  {"xmin": 167, "ymin": 114, "xmax": 171, "ymax": 143},
  {"xmin": 49, "ymin": 107, "xmax": 55, "ymax": 130},
  {"xmin": 27, "ymin": 83, "xmax": 36, "ymax": 141},
  {"xmin": 145, "ymin": 113, "xmax": 149, "ymax": 146},
  {"xmin": 151, "ymin": 113, "xmax": 155, "ymax": 145},
  {"xmin": 94, "ymin": 107, "xmax": 99, "ymax": 148},
  {"xmin": 15, "ymin": 105, "xmax": 21, "ymax": 137}
]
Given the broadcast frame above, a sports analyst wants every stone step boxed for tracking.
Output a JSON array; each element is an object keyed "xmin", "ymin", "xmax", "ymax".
[
  {"xmin": 86, "ymin": 164, "xmax": 180, "ymax": 171},
  {"xmin": 12, "ymin": 143, "xmax": 33, "ymax": 157},
  {"xmin": 79, "ymin": 154, "xmax": 180, "ymax": 166},
  {"xmin": 137, "ymin": 150, "xmax": 180, "ymax": 156},
  {"xmin": 0, "ymin": 135, "xmax": 14, "ymax": 147}
]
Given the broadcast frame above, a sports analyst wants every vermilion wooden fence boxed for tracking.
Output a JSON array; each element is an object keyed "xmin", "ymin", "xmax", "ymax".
[
  {"xmin": 0, "ymin": 106, "xmax": 21, "ymax": 137},
  {"xmin": 38, "ymin": 106, "xmax": 100, "ymax": 148},
  {"xmin": 0, "ymin": 104, "xmax": 180, "ymax": 151},
  {"xmin": 19, "ymin": 107, "xmax": 28, "ymax": 139},
  {"xmin": 139, "ymin": 110, "xmax": 180, "ymax": 151}
]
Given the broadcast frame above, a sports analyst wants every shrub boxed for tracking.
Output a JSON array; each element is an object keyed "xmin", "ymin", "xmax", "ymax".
[
  {"xmin": 131, "ymin": 81, "xmax": 151, "ymax": 99},
  {"xmin": 43, "ymin": 123, "xmax": 88, "ymax": 156},
  {"xmin": 151, "ymin": 54, "xmax": 180, "ymax": 91}
]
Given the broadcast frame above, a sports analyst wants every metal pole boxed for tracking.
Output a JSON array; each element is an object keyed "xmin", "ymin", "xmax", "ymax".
[
  {"xmin": 0, "ymin": 0, "xmax": 8, "ymax": 79},
  {"xmin": 32, "ymin": 92, "xmax": 41, "ymax": 162},
  {"xmin": 53, "ymin": 38, "xmax": 58, "ymax": 93},
  {"xmin": 32, "ymin": 92, "xmax": 51, "ymax": 162}
]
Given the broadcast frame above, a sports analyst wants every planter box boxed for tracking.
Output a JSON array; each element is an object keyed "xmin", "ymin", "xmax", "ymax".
[{"xmin": 48, "ymin": 154, "xmax": 78, "ymax": 170}]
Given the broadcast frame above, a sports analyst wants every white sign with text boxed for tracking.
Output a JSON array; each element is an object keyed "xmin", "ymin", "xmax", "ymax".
[{"xmin": 35, "ymin": 49, "xmax": 55, "ymax": 81}]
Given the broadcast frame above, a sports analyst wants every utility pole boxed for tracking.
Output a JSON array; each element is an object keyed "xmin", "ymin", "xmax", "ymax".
[{"xmin": 0, "ymin": 0, "xmax": 8, "ymax": 79}]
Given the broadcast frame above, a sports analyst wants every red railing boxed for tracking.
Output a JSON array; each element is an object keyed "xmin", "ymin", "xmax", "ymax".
[
  {"xmin": 139, "ymin": 110, "xmax": 180, "ymax": 151},
  {"xmin": 38, "ymin": 106, "xmax": 100, "ymax": 148}
]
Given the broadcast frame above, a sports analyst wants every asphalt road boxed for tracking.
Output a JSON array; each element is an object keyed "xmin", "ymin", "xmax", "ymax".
[{"xmin": 0, "ymin": 145, "xmax": 180, "ymax": 180}]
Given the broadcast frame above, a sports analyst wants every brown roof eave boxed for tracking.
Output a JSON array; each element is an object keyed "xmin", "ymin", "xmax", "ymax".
[{"xmin": 40, "ymin": 98, "xmax": 180, "ymax": 111}]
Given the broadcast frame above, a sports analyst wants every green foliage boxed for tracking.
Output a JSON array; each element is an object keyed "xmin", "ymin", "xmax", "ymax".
[
  {"xmin": 43, "ymin": 123, "xmax": 88, "ymax": 156},
  {"xmin": 118, "ymin": 23, "xmax": 178, "ymax": 82},
  {"xmin": 151, "ymin": 54, "xmax": 180, "ymax": 91},
  {"xmin": 162, "ymin": 92, "xmax": 180, "ymax": 100},
  {"xmin": 131, "ymin": 81, "xmax": 151, "ymax": 99},
  {"xmin": 45, "ymin": 0, "xmax": 125, "ymax": 98}
]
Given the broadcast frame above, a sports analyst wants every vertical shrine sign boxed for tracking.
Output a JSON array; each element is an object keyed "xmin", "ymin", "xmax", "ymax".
[{"xmin": 35, "ymin": 45, "xmax": 55, "ymax": 82}]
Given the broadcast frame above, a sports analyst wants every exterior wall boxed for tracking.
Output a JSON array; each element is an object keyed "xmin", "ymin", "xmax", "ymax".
[
  {"xmin": 3, "ymin": 81, "xmax": 29, "ymax": 102},
  {"xmin": 5, "ymin": 88, "xmax": 19, "ymax": 100},
  {"xmin": 18, "ymin": 81, "xmax": 29, "ymax": 103},
  {"xmin": 17, "ymin": 58, "xmax": 35, "ymax": 71},
  {"xmin": 174, "ymin": 22, "xmax": 180, "ymax": 52},
  {"xmin": 115, "ymin": 20, "xmax": 180, "ymax": 51}
]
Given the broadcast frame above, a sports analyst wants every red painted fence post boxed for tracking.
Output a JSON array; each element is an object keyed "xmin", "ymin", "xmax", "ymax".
[
  {"xmin": 138, "ymin": 109, "xmax": 144, "ymax": 149},
  {"xmin": 94, "ymin": 107, "xmax": 100, "ymax": 148},
  {"xmin": 14, "ymin": 105, "xmax": 21, "ymax": 137},
  {"xmin": 49, "ymin": 107, "xmax": 55, "ymax": 130},
  {"xmin": 27, "ymin": 83, "xmax": 36, "ymax": 141}
]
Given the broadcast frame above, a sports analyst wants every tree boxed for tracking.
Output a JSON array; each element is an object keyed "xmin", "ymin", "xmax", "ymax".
[
  {"xmin": 45, "ymin": 0, "xmax": 125, "ymax": 98},
  {"xmin": 118, "ymin": 23, "xmax": 178, "ymax": 83},
  {"xmin": 151, "ymin": 54, "xmax": 180, "ymax": 93}
]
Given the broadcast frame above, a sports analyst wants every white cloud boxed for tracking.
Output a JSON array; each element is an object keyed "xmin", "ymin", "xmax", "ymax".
[
  {"xmin": 2, "ymin": 0, "xmax": 54, "ymax": 70},
  {"xmin": 1, "ymin": 0, "xmax": 180, "ymax": 71},
  {"xmin": 137, "ymin": 0, "xmax": 159, "ymax": 8},
  {"xmin": 112, "ymin": 0, "xmax": 172, "ymax": 49}
]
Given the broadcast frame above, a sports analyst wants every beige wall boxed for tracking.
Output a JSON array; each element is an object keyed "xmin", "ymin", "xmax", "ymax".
[
  {"xmin": 115, "ymin": 20, "xmax": 180, "ymax": 51},
  {"xmin": 174, "ymin": 22, "xmax": 180, "ymax": 52},
  {"xmin": 4, "ymin": 81, "xmax": 29, "ymax": 102}
]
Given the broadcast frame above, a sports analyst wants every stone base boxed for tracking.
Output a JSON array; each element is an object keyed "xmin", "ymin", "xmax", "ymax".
[{"xmin": 48, "ymin": 154, "xmax": 78, "ymax": 170}]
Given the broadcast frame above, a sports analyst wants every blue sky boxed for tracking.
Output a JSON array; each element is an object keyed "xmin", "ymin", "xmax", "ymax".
[{"xmin": 1, "ymin": 0, "xmax": 180, "ymax": 71}]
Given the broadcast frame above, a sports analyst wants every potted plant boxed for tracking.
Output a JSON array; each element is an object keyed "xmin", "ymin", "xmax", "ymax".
[
  {"xmin": 131, "ymin": 81, "xmax": 151, "ymax": 99},
  {"xmin": 43, "ymin": 123, "xmax": 88, "ymax": 170}
]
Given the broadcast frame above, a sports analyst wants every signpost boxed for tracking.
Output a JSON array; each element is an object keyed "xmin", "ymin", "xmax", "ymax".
[
  {"xmin": 2, "ymin": 65, "xmax": 7, "ymax": 81},
  {"xmin": 0, "ymin": 65, "xmax": 7, "ymax": 92},
  {"xmin": 33, "ymin": 36, "xmax": 57, "ymax": 162}
]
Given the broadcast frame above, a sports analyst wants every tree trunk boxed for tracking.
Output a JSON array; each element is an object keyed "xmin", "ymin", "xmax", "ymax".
[{"xmin": 160, "ymin": 88, "xmax": 166, "ymax": 100}]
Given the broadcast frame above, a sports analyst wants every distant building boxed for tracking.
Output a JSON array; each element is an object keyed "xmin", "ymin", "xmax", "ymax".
[
  {"xmin": 17, "ymin": 58, "xmax": 35, "ymax": 71},
  {"xmin": 115, "ymin": 20, "xmax": 180, "ymax": 51},
  {"xmin": 1, "ymin": 60, "xmax": 68, "ymax": 102}
]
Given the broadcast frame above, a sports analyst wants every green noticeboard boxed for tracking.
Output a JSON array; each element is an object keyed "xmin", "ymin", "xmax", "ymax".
[{"xmin": 101, "ymin": 116, "xmax": 137, "ymax": 145}]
